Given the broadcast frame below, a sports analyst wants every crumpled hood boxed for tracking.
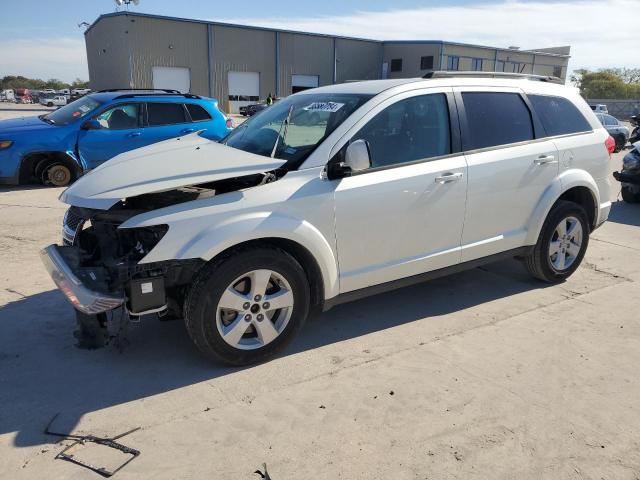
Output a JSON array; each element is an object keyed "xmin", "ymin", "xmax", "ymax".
[
  {"xmin": 0, "ymin": 115, "xmax": 53, "ymax": 134},
  {"xmin": 60, "ymin": 132, "xmax": 286, "ymax": 210}
]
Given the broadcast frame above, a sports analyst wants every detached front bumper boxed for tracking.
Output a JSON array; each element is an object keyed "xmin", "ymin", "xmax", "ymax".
[{"xmin": 40, "ymin": 245, "xmax": 124, "ymax": 314}]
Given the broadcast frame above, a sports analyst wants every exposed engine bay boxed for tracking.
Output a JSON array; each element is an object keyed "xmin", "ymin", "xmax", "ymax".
[{"xmin": 61, "ymin": 170, "xmax": 282, "ymax": 317}]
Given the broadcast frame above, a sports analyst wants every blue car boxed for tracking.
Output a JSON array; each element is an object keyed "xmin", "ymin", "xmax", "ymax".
[{"xmin": 0, "ymin": 89, "xmax": 233, "ymax": 186}]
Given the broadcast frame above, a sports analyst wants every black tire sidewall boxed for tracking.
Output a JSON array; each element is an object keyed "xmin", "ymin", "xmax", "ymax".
[
  {"xmin": 536, "ymin": 201, "xmax": 590, "ymax": 281},
  {"xmin": 187, "ymin": 248, "xmax": 310, "ymax": 365}
]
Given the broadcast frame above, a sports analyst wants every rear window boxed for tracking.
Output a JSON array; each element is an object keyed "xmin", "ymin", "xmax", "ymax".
[
  {"xmin": 186, "ymin": 104, "xmax": 212, "ymax": 121},
  {"xmin": 529, "ymin": 94, "xmax": 592, "ymax": 136},
  {"xmin": 146, "ymin": 103, "xmax": 187, "ymax": 126},
  {"xmin": 462, "ymin": 92, "xmax": 534, "ymax": 150}
]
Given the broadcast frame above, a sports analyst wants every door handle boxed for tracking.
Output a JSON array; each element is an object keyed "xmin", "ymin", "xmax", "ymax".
[
  {"xmin": 435, "ymin": 172, "xmax": 464, "ymax": 184},
  {"xmin": 180, "ymin": 128, "xmax": 196, "ymax": 135},
  {"xmin": 127, "ymin": 132, "xmax": 142, "ymax": 138},
  {"xmin": 534, "ymin": 154, "xmax": 558, "ymax": 165}
]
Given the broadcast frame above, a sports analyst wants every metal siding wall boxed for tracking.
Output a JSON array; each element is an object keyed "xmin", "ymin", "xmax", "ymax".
[
  {"xmin": 335, "ymin": 39, "xmax": 382, "ymax": 83},
  {"xmin": 126, "ymin": 16, "xmax": 209, "ymax": 95},
  {"xmin": 212, "ymin": 26, "xmax": 277, "ymax": 109},
  {"xmin": 382, "ymin": 43, "xmax": 441, "ymax": 79},
  {"xmin": 278, "ymin": 33, "xmax": 334, "ymax": 95},
  {"xmin": 84, "ymin": 16, "xmax": 132, "ymax": 90}
]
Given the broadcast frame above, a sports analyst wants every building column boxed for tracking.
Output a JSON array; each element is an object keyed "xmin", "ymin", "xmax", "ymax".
[{"xmin": 207, "ymin": 24, "xmax": 215, "ymax": 98}]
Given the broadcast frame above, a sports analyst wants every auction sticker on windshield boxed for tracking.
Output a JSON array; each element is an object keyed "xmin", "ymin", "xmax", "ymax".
[{"xmin": 303, "ymin": 102, "xmax": 344, "ymax": 113}]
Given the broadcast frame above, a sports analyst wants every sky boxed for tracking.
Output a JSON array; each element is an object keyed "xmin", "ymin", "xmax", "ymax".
[{"xmin": 0, "ymin": 0, "xmax": 636, "ymax": 83}]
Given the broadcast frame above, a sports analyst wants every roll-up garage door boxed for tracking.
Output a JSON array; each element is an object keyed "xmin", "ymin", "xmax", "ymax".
[
  {"xmin": 291, "ymin": 74, "xmax": 319, "ymax": 94},
  {"xmin": 228, "ymin": 71, "xmax": 260, "ymax": 114},
  {"xmin": 152, "ymin": 66, "xmax": 191, "ymax": 93}
]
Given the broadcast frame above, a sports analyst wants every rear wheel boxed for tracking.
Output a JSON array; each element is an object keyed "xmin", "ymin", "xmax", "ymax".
[
  {"xmin": 525, "ymin": 201, "xmax": 590, "ymax": 283},
  {"xmin": 621, "ymin": 186, "xmax": 640, "ymax": 203},
  {"xmin": 184, "ymin": 246, "xmax": 310, "ymax": 365}
]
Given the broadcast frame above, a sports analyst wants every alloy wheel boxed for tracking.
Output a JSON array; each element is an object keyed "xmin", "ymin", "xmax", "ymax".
[
  {"xmin": 548, "ymin": 216, "xmax": 583, "ymax": 272},
  {"xmin": 216, "ymin": 269, "xmax": 294, "ymax": 350}
]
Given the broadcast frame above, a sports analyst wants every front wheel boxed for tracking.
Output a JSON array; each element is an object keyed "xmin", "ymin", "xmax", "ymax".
[
  {"xmin": 184, "ymin": 246, "xmax": 310, "ymax": 365},
  {"xmin": 525, "ymin": 201, "xmax": 590, "ymax": 283}
]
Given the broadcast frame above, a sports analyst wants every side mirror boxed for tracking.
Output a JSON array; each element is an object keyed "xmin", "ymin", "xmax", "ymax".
[
  {"xmin": 326, "ymin": 139, "xmax": 371, "ymax": 180},
  {"xmin": 344, "ymin": 139, "xmax": 371, "ymax": 173},
  {"xmin": 81, "ymin": 119, "xmax": 101, "ymax": 130}
]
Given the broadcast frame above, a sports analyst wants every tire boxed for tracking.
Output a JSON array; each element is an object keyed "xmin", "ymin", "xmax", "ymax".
[
  {"xmin": 524, "ymin": 200, "xmax": 590, "ymax": 283},
  {"xmin": 621, "ymin": 186, "xmax": 640, "ymax": 203},
  {"xmin": 184, "ymin": 246, "xmax": 310, "ymax": 365},
  {"xmin": 47, "ymin": 102, "xmax": 53, "ymax": 107},
  {"xmin": 44, "ymin": 163, "xmax": 73, "ymax": 187}
]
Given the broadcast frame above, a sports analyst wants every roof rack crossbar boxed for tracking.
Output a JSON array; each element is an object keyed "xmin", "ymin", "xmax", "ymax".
[
  {"xmin": 422, "ymin": 71, "xmax": 563, "ymax": 84},
  {"xmin": 98, "ymin": 88, "xmax": 182, "ymax": 94}
]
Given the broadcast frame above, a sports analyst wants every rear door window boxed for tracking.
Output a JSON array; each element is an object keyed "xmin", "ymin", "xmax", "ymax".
[
  {"xmin": 461, "ymin": 92, "xmax": 534, "ymax": 150},
  {"xmin": 529, "ymin": 94, "xmax": 592, "ymax": 136},
  {"xmin": 146, "ymin": 102, "xmax": 188, "ymax": 126},
  {"xmin": 186, "ymin": 104, "xmax": 212, "ymax": 122}
]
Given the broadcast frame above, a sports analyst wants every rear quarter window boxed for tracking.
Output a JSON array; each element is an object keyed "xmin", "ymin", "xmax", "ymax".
[
  {"xmin": 146, "ymin": 102, "xmax": 188, "ymax": 126},
  {"xmin": 186, "ymin": 104, "xmax": 212, "ymax": 122},
  {"xmin": 529, "ymin": 94, "xmax": 592, "ymax": 136},
  {"xmin": 462, "ymin": 92, "xmax": 534, "ymax": 150}
]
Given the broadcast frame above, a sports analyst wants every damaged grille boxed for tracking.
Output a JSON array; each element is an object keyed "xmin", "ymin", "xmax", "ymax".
[{"xmin": 62, "ymin": 206, "xmax": 86, "ymax": 246}]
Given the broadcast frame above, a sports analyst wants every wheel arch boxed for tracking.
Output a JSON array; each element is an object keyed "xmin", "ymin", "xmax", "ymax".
[
  {"xmin": 526, "ymin": 171, "xmax": 600, "ymax": 245},
  {"xmin": 18, "ymin": 151, "xmax": 81, "ymax": 184},
  {"xmin": 209, "ymin": 237, "xmax": 326, "ymax": 312}
]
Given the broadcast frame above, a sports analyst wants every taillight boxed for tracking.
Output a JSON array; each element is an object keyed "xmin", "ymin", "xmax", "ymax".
[
  {"xmin": 605, "ymin": 136, "xmax": 615, "ymax": 157},
  {"xmin": 226, "ymin": 118, "xmax": 233, "ymax": 129}
]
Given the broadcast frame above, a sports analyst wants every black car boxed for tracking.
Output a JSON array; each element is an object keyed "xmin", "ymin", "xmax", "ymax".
[{"xmin": 239, "ymin": 103, "xmax": 269, "ymax": 116}]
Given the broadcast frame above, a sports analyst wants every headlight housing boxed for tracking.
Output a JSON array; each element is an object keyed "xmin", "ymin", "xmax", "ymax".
[{"xmin": 0, "ymin": 140, "xmax": 13, "ymax": 150}]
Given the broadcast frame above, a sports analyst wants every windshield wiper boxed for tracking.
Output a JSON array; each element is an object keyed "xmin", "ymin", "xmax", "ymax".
[
  {"xmin": 271, "ymin": 105, "xmax": 294, "ymax": 158},
  {"xmin": 39, "ymin": 115, "xmax": 55, "ymax": 125}
]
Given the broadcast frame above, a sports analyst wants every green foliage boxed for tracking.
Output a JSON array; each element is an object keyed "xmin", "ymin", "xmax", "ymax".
[
  {"xmin": 571, "ymin": 68, "xmax": 640, "ymax": 99},
  {"xmin": 0, "ymin": 75, "xmax": 89, "ymax": 91}
]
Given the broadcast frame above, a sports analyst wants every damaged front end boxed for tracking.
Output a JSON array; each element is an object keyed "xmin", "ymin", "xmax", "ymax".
[
  {"xmin": 42, "ymin": 170, "xmax": 282, "ymax": 318},
  {"xmin": 44, "ymin": 204, "xmax": 202, "ymax": 317}
]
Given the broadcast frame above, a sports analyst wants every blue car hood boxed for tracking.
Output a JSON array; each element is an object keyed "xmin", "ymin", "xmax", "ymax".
[{"xmin": 0, "ymin": 116, "xmax": 54, "ymax": 134}]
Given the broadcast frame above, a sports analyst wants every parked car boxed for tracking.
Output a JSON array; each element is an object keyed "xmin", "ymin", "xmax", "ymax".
[
  {"xmin": 239, "ymin": 102, "xmax": 269, "ymax": 116},
  {"xmin": 40, "ymin": 95, "xmax": 68, "ymax": 107},
  {"xmin": 596, "ymin": 113, "xmax": 629, "ymax": 152},
  {"xmin": 41, "ymin": 88, "xmax": 57, "ymax": 95},
  {"xmin": 41, "ymin": 74, "xmax": 612, "ymax": 365},
  {"xmin": 590, "ymin": 104, "xmax": 608, "ymax": 114},
  {"xmin": 71, "ymin": 88, "xmax": 92, "ymax": 96},
  {"xmin": 613, "ymin": 142, "xmax": 640, "ymax": 203},
  {"xmin": 0, "ymin": 89, "xmax": 233, "ymax": 187},
  {"xmin": 1, "ymin": 89, "xmax": 15, "ymax": 102}
]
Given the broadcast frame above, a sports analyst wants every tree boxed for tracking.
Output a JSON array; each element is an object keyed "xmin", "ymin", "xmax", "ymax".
[
  {"xmin": 0, "ymin": 75, "xmax": 89, "ymax": 91},
  {"xmin": 573, "ymin": 69, "xmax": 640, "ymax": 99}
]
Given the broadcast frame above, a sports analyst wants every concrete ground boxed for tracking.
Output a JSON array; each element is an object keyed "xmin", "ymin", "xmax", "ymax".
[{"xmin": 0, "ymin": 104, "xmax": 639, "ymax": 479}]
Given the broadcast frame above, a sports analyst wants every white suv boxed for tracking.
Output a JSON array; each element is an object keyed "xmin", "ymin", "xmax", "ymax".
[{"xmin": 41, "ymin": 73, "xmax": 613, "ymax": 365}]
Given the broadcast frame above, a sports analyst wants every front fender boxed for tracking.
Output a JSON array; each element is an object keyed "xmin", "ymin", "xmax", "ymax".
[
  {"xmin": 126, "ymin": 211, "xmax": 340, "ymax": 301},
  {"xmin": 525, "ymin": 169, "xmax": 600, "ymax": 245}
]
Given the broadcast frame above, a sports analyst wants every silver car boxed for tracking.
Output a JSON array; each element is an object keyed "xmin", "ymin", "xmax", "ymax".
[{"xmin": 596, "ymin": 113, "xmax": 629, "ymax": 152}]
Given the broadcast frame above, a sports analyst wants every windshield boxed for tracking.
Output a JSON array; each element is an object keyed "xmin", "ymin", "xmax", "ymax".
[
  {"xmin": 223, "ymin": 93, "xmax": 372, "ymax": 169},
  {"xmin": 42, "ymin": 96, "xmax": 102, "ymax": 126}
]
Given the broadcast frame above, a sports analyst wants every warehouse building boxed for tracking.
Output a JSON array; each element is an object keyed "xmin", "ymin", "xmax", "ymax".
[{"xmin": 85, "ymin": 12, "xmax": 571, "ymax": 113}]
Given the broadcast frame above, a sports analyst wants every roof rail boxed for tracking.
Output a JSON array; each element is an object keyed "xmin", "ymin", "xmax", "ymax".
[
  {"xmin": 113, "ymin": 93, "xmax": 201, "ymax": 100},
  {"xmin": 97, "ymin": 88, "xmax": 182, "ymax": 94},
  {"xmin": 422, "ymin": 71, "xmax": 564, "ymax": 84}
]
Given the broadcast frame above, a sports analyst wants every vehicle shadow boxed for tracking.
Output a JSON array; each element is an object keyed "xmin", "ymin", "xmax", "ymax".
[
  {"xmin": 606, "ymin": 200, "xmax": 640, "ymax": 227},
  {"xmin": 0, "ymin": 258, "xmax": 544, "ymax": 448},
  {"xmin": 0, "ymin": 185, "xmax": 62, "ymax": 193}
]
